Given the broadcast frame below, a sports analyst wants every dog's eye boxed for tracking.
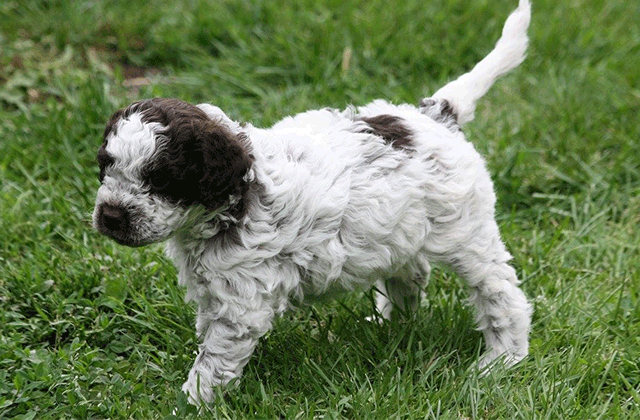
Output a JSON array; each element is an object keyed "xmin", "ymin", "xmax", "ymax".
[{"xmin": 145, "ymin": 170, "xmax": 171, "ymax": 192}]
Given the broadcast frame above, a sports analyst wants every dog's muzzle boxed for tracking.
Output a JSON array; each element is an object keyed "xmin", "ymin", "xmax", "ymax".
[{"xmin": 94, "ymin": 203, "xmax": 144, "ymax": 247}]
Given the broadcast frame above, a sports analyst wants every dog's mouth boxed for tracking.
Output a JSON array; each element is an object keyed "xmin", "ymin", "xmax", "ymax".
[
  {"xmin": 95, "ymin": 222, "xmax": 152, "ymax": 248},
  {"xmin": 104, "ymin": 231, "xmax": 151, "ymax": 248}
]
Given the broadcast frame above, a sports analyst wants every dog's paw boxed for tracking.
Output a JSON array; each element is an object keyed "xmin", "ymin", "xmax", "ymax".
[
  {"xmin": 364, "ymin": 314, "xmax": 386, "ymax": 325},
  {"xmin": 182, "ymin": 363, "xmax": 239, "ymax": 405},
  {"xmin": 475, "ymin": 349, "xmax": 527, "ymax": 377},
  {"xmin": 182, "ymin": 368, "xmax": 218, "ymax": 405},
  {"xmin": 182, "ymin": 377, "xmax": 211, "ymax": 406}
]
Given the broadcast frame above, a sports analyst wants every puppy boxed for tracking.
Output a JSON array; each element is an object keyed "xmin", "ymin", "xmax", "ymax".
[{"xmin": 93, "ymin": 0, "xmax": 532, "ymax": 404}]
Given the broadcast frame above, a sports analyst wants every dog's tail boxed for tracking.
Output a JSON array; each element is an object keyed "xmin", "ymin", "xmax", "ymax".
[{"xmin": 422, "ymin": 0, "xmax": 531, "ymax": 126}]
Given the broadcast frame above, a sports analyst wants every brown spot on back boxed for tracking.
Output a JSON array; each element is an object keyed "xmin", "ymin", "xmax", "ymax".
[
  {"xmin": 358, "ymin": 114, "xmax": 414, "ymax": 151},
  {"xmin": 419, "ymin": 98, "xmax": 459, "ymax": 133}
]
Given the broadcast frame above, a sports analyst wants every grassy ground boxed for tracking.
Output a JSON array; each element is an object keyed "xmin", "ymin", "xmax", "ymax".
[{"xmin": 1, "ymin": 0, "xmax": 639, "ymax": 418}]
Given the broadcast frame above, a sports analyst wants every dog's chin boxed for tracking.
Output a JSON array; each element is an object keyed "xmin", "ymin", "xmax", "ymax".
[
  {"xmin": 98, "ymin": 230, "xmax": 160, "ymax": 248},
  {"xmin": 112, "ymin": 236, "xmax": 153, "ymax": 248}
]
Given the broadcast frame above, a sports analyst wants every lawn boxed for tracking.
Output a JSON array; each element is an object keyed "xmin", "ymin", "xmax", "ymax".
[{"xmin": 1, "ymin": 0, "xmax": 639, "ymax": 418}]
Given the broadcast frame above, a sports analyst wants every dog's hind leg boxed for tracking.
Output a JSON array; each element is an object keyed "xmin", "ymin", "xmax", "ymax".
[
  {"xmin": 448, "ymin": 220, "xmax": 532, "ymax": 370},
  {"xmin": 370, "ymin": 262, "xmax": 429, "ymax": 321}
]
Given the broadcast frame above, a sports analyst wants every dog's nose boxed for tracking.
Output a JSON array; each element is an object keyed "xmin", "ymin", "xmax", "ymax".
[{"xmin": 100, "ymin": 204, "xmax": 128, "ymax": 232}]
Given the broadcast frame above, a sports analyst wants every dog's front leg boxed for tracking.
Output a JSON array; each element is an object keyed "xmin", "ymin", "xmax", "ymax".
[{"xmin": 182, "ymin": 296, "xmax": 274, "ymax": 405}]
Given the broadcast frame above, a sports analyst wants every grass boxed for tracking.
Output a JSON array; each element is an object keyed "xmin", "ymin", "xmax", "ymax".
[{"xmin": 1, "ymin": 0, "xmax": 639, "ymax": 418}]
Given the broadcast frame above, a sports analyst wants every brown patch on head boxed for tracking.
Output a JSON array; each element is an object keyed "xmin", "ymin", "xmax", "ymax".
[
  {"xmin": 101, "ymin": 98, "xmax": 254, "ymax": 220},
  {"xmin": 103, "ymin": 109, "xmax": 125, "ymax": 140},
  {"xmin": 97, "ymin": 109, "xmax": 125, "ymax": 182},
  {"xmin": 358, "ymin": 114, "xmax": 414, "ymax": 151},
  {"xmin": 97, "ymin": 145, "xmax": 115, "ymax": 183}
]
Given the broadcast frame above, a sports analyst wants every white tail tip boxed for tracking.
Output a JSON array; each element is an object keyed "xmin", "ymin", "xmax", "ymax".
[{"xmin": 424, "ymin": 0, "xmax": 531, "ymax": 126}]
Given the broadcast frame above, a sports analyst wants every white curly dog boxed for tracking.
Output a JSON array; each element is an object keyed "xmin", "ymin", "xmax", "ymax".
[{"xmin": 93, "ymin": 0, "xmax": 532, "ymax": 404}]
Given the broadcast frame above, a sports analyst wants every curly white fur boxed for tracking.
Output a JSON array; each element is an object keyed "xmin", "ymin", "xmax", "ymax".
[{"xmin": 92, "ymin": 0, "xmax": 532, "ymax": 405}]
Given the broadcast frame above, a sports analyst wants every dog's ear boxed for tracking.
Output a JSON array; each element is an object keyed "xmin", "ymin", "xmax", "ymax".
[
  {"xmin": 143, "ymin": 112, "xmax": 253, "ymax": 218},
  {"xmin": 196, "ymin": 120, "xmax": 253, "ymax": 216}
]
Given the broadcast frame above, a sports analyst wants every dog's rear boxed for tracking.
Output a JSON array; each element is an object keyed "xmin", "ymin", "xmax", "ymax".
[{"xmin": 421, "ymin": 0, "xmax": 531, "ymax": 126}]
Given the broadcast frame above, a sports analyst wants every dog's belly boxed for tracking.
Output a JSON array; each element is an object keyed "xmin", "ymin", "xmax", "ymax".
[{"xmin": 291, "ymin": 164, "xmax": 436, "ymax": 295}]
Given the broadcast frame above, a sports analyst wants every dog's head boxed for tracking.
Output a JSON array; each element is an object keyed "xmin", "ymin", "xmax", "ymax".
[{"xmin": 92, "ymin": 98, "xmax": 253, "ymax": 247}]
